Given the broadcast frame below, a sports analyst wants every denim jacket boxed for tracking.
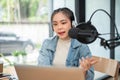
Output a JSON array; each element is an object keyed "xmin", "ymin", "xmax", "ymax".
[{"xmin": 38, "ymin": 36, "xmax": 94, "ymax": 80}]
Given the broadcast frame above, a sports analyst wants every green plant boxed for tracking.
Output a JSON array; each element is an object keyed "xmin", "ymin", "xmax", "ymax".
[
  {"xmin": 20, "ymin": 51, "xmax": 27, "ymax": 56},
  {"xmin": 12, "ymin": 50, "xmax": 27, "ymax": 64},
  {"xmin": 0, "ymin": 53, "xmax": 13, "ymax": 66},
  {"xmin": 12, "ymin": 50, "xmax": 27, "ymax": 56},
  {"xmin": 12, "ymin": 50, "xmax": 20, "ymax": 57}
]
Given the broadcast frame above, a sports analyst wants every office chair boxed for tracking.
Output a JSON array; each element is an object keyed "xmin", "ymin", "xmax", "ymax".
[{"xmin": 92, "ymin": 56, "xmax": 119, "ymax": 80}]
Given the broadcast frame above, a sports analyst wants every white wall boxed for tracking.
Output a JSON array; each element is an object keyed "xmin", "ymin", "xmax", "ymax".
[
  {"xmin": 86, "ymin": 0, "xmax": 110, "ymax": 58},
  {"xmin": 115, "ymin": 0, "xmax": 120, "ymax": 61}
]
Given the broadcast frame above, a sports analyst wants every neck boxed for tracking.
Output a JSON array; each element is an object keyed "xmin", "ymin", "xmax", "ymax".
[{"xmin": 59, "ymin": 37, "xmax": 71, "ymax": 41}]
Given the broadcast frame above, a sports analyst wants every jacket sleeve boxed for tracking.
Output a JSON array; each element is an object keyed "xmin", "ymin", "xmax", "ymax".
[
  {"xmin": 38, "ymin": 39, "xmax": 51, "ymax": 66},
  {"xmin": 86, "ymin": 66, "xmax": 94, "ymax": 80}
]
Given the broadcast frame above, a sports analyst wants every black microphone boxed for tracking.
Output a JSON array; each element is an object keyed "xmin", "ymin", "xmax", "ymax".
[
  {"xmin": 68, "ymin": 22, "xmax": 99, "ymax": 44},
  {"xmin": 68, "ymin": 9, "xmax": 120, "ymax": 49},
  {"xmin": 68, "ymin": 28, "xmax": 94, "ymax": 38}
]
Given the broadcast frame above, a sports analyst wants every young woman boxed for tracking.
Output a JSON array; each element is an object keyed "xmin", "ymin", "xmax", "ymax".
[{"xmin": 38, "ymin": 7, "xmax": 97, "ymax": 80}]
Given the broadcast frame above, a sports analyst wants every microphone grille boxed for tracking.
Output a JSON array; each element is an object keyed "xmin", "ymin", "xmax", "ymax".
[{"xmin": 68, "ymin": 28, "xmax": 79, "ymax": 38}]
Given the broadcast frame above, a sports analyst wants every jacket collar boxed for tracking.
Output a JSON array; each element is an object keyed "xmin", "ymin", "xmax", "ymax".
[
  {"xmin": 47, "ymin": 36, "xmax": 82, "ymax": 51},
  {"xmin": 47, "ymin": 36, "xmax": 58, "ymax": 52},
  {"xmin": 71, "ymin": 39, "xmax": 82, "ymax": 48}
]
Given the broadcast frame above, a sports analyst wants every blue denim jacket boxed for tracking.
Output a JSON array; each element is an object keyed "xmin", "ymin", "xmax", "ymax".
[{"xmin": 38, "ymin": 36, "xmax": 94, "ymax": 80}]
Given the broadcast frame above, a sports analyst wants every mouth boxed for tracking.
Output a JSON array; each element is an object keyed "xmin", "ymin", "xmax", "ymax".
[{"xmin": 58, "ymin": 31, "xmax": 65, "ymax": 35}]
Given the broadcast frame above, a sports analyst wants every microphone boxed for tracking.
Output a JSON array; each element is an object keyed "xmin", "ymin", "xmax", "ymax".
[
  {"xmin": 68, "ymin": 9, "xmax": 120, "ymax": 49},
  {"xmin": 68, "ymin": 22, "xmax": 99, "ymax": 44},
  {"xmin": 68, "ymin": 27, "xmax": 94, "ymax": 38}
]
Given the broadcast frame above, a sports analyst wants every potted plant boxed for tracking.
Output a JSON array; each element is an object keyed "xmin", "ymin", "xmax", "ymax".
[
  {"xmin": 12, "ymin": 50, "xmax": 27, "ymax": 63},
  {"xmin": 12, "ymin": 50, "xmax": 21, "ymax": 63},
  {"xmin": 20, "ymin": 51, "xmax": 27, "ymax": 63}
]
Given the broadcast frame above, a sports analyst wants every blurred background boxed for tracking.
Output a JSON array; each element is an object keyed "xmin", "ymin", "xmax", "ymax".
[
  {"xmin": 0, "ymin": 0, "xmax": 51, "ymax": 64},
  {"xmin": 0, "ymin": 0, "xmax": 120, "ymax": 74}
]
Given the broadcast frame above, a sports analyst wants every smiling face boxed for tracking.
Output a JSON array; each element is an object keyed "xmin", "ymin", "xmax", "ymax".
[{"xmin": 52, "ymin": 12, "xmax": 72, "ymax": 40}]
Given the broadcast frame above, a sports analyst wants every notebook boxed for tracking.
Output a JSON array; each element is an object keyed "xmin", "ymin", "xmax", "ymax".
[{"xmin": 15, "ymin": 64, "xmax": 85, "ymax": 80}]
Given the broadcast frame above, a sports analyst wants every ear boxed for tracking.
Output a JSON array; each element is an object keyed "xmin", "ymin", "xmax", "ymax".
[{"xmin": 72, "ymin": 21, "xmax": 76, "ymax": 28}]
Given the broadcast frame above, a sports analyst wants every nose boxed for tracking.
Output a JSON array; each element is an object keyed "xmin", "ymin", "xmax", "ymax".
[{"xmin": 57, "ymin": 24, "xmax": 62, "ymax": 29}]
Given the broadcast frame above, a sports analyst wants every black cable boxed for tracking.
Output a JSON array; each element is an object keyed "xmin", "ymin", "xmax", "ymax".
[{"xmin": 88, "ymin": 9, "xmax": 120, "ymax": 39}]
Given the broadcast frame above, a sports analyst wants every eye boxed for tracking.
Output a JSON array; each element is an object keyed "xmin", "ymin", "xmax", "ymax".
[
  {"xmin": 62, "ymin": 22, "xmax": 67, "ymax": 25},
  {"xmin": 53, "ymin": 23, "xmax": 57, "ymax": 26}
]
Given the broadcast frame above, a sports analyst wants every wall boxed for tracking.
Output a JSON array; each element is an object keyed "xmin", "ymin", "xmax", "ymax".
[
  {"xmin": 86, "ymin": 0, "xmax": 110, "ymax": 58},
  {"xmin": 115, "ymin": 0, "xmax": 120, "ymax": 61}
]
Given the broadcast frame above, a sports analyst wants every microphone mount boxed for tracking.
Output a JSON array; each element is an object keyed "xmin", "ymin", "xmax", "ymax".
[{"xmin": 76, "ymin": 9, "xmax": 120, "ymax": 49}]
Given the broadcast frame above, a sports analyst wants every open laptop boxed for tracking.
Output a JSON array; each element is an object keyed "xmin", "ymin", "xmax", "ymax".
[{"xmin": 15, "ymin": 64, "xmax": 85, "ymax": 80}]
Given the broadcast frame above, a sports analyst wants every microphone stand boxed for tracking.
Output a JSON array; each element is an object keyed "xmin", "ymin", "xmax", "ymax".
[
  {"xmin": 87, "ymin": 9, "xmax": 120, "ymax": 50},
  {"xmin": 84, "ymin": 9, "xmax": 120, "ymax": 79},
  {"xmin": 88, "ymin": 9, "xmax": 120, "ymax": 79},
  {"xmin": 72, "ymin": 9, "xmax": 120, "ymax": 79},
  {"xmin": 98, "ymin": 36, "xmax": 120, "ymax": 49}
]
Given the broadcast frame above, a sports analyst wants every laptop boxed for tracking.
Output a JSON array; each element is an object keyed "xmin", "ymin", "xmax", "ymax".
[{"xmin": 15, "ymin": 64, "xmax": 85, "ymax": 80}]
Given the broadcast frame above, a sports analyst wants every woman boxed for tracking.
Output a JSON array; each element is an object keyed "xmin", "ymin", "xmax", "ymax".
[{"xmin": 38, "ymin": 7, "xmax": 97, "ymax": 80}]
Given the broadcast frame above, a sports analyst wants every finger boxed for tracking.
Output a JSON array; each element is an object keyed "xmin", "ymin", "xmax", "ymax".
[
  {"xmin": 90, "ymin": 58, "xmax": 98, "ymax": 64},
  {"xmin": 80, "ymin": 59, "xmax": 86, "ymax": 69},
  {"xmin": 84, "ymin": 57, "xmax": 91, "ymax": 67},
  {"xmin": 85, "ymin": 56, "xmax": 91, "ymax": 63},
  {"xmin": 90, "ymin": 60, "xmax": 98, "ymax": 65},
  {"xmin": 80, "ymin": 58, "xmax": 90, "ymax": 71},
  {"xmin": 84, "ymin": 58, "xmax": 90, "ymax": 66}
]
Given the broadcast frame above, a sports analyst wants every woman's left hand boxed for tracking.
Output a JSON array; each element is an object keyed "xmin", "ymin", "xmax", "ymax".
[{"xmin": 79, "ymin": 57, "xmax": 97, "ymax": 74}]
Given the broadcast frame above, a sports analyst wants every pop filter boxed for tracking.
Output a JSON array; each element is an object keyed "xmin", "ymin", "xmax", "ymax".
[
  {"xmin": 68, "ymin": 21, "xmax": 99, "ymax": 44},
  {"xmin": 76, "ymin": 21, "xmax": 98, "ymax": 44}
]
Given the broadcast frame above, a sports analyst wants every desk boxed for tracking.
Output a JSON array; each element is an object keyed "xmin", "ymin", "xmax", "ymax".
[
  {"xmin": 0, "ymin": 66, "xmax": 17, "ymax": 80},
  {"xmin": 0, "ymin": 77, "xmax": 9, "ymax": 80},
  {"xmin": 4, "ymin": 66, "xmax": 16, "ymax": 75}
]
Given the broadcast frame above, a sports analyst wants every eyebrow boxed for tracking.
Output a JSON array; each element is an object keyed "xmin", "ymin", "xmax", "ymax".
[
  {"xmin": 60, "ymin": 19, "xmax": 66, "ymax": 22},
  {"xmin": 53, "ymin": 19, "xmax": 67, "ymax": 23}
]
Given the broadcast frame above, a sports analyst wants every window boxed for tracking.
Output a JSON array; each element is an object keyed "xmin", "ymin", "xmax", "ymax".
[{"xmin": 0, "ymin": 0, "xmax": 48, "ymax": 22}]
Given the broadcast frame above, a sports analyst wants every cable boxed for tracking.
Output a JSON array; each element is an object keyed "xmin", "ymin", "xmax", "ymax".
[{"xmin": 88, "ymin": 9, "xmax": 120, "ymax": 39}]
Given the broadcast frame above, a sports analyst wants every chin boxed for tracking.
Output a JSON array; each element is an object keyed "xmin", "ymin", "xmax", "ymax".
[
  {"xmin": 60, "ymin": 36, "xmax": 69, "ymax": 40},
  {"xmin": 59, "ymin": 36, "xmax": 65, "ymax": 39}
]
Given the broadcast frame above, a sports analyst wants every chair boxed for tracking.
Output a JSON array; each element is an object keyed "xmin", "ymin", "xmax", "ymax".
[{"xmin": 92, "ymin": 56, "xmax": 119, "ymax": 80}]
